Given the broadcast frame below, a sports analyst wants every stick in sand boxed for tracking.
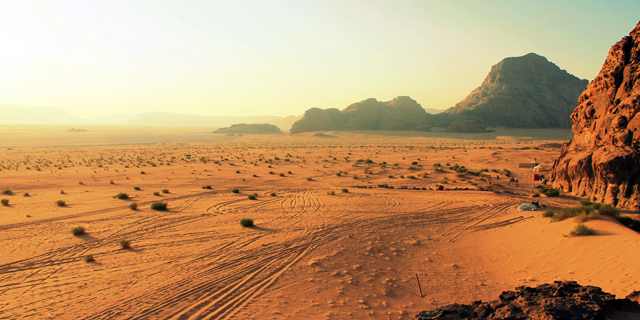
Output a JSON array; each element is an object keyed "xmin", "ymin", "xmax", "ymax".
[{"xmin": 415, "ymin": 273, "xmax": 423, "ymax": 297}]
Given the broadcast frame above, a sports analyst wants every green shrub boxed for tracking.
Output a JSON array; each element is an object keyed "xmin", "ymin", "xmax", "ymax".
[
  {"xmin": 232, "ymin": 188, "xmax": 240, "ymax": 193},
  {"xmin": 341, "ymin": 188, "xmax": 349, "ymax": 193},
  {"xmin": 134, "ymin": 186, "xmax": 141, "ymax": 191},
  {"xmin": 248, "ymin": 194, "xmax": 257, "ymax": 200},
  {"xmin": 240, "ymin": 218, "xmax": 254, "ymax": 227},
  {"xmin": 84, "ymin": 254, "xmax": 94, "ymax": 262},
  {"xmin": 23, "ymin": 192, "xmax": 29, "ymax": 197},
  {"xmin": 120, "ymin": 239, "xmax": 132, "ymax": 249},
  {"xmin": 270, "ymin": 192, "xmax": 276, "ymax": 196},
  {"xmin": 542, "ymin": 210, "xmax": 554, "ymax": 218},
  {"xmin": 56, "ymin": 200, "xmax": 66, "ymax": 207},
  {"xmin": 1, "ymin": 199, "xmax": 8, "ymax": 206},
  {"xmin": 1, "ymin": 189, "xmax": 13, "ymax": 195},
  {"xmin": 150, "ymin": 202, "xmax": 167, "ymax": 210},
  {"xmin": 129, "ymin": 202, "xmax": 138, "ymax": 210},
  {"xmin": 364, "ymin": 159, "xmax": 373, "ymax": 163},
  {"xmin": 327, "ymin": 190, "xmax": 335, "ymax": 195},
  {"xmin": 71, "ymin": 226, "xmax": 85, "ymax": 236},
  {"xmin": 162, "ymin": 189, "xmax": 169, "ymax": 194},
  {"xmin": 540, "ymin": 188, "xmax": 560, "ymax": 197},
  {"xmin": 306, "ymin": 177, "xmax": 313, "ymax": 181},
  {"xmin": 570, "ymin": 223, "xmax": 595, "ymax": 236},
  {"xmin": 115, "ymin": 193, "xmax": 129, "ymax": 200},
  {"xmin": 598, "ymin": 204, "xmax": 620, "ymax": 217},
  {"xmin": 202, "ymin": 185, "xmax": 212, "ymax": 189},
  {"xmin": 153, "ymin": 191, "xmax": 160, "ymax": 196}
]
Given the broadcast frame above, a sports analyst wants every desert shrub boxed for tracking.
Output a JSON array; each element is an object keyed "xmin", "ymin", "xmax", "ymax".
[
  {"xmin": 570, "ymin": 223, "xmax": 595, "ymax": 236},
  {"xmin": 120, "ymin": 239, "xmax": 132, "ymax": 249},
  {"xmin": 153, "ymin": 191, "xmax": 160, "ymax": 196},
  {"xmin": 411, "ymin": 161, "xmax": 418, "ymax": 165},
  {"xmin": 253, "ymin": 174, "xmax": 258, "ymax": 177},
  {"xmin": 248, "ymin": 194, "xmax": 257, "ymax": 200},
  {"xmin": 617, "ymin": 216, "xmax": 640, "ymax": 232},
  {"xmin": 240, "ymin": 218, "xmax": 254, "ymax": 227},
  {"xmin": 540, "ymin": 188, "xmax": 560, "ymax": 197},
  {"xmin": 84, "ymin": 254, "xmax": 94, "ymax": 262},
  {"xmin": 575, "ymin": 211, "xmax": 600, "ymax": 223},
  {"xmin": 598, "ymin": 204, "xmax": 620, "ymax": 217},
  {"xmin": 327, "ymin": 190, "xmax": 335, "ymax": 195},
  {"xmin": 306, "ymin": 177, "xmax": 313, "ymax": 181},
  {"xmin": 115, "ymin": 193, "xmax": 129, "ymax": 200},
  {"xmin": 270, "ymin": 192, "xmax": 276, "ymax": 196},
  {"xmin": 580, "ymin": 200, "xmax": 594, "ymax": 207},
  {"xmin": 60, "ymin": 190, "xmax": 65, "ymax": 194},
  {"xmin": 140, "ymin": 171, "xmax": 145, "ymax": 174},
  {"xmin": 364, "ymin": 159, "xmax": 373, "ymax": 163},
  {"xmin": 56, "ymin": 200, "xmax": 66, "ymax": 207},
  {"xmin": 279, "ymin": 173, "xmax": 285, "ymax": 177},
  {"xmin": 1, "ymin": 189, "xmax": 13, "ymax": 195},
  {"xmin": 341, "ymin": 188, "xmax": 349, "ymax": 193},
  {"xmin": 432, "ymin": 163, "xmax": 441, "ymax": 168},
  {"xmin": 542, "ymin": 210, "xmax": 554, "ymax": 218},
  {"xmin": 110, "ymin": 180, "xmax": 114, "ymax": 185},
  {"xmin": 134, "ymin": 186, "xmax": 141, "ymax": 190},
  {"xmin": 150, "ymin": 201, "xmax": 167, "ymax": 210},
  {"xmin": 202, "ymin": 185, "xmax": 212, "ymax": 189},
  {"xmin": 162, "ymin": 189, "xmax": 169, "ymax": 194},
  {"xmin": 23, "ymin": 192, "xmax": 29, "ymax": 197},
  {"xmin": 129, "ymin": 202, "xmax": 138, "ymax": 210},
  {"xmin": 71, "ymin": 226, "xmax": 85, "ymax": 236},
  {"xmin": 0, "ymin": 199, "xmax": 8, "ymax": 206},
  {"xmin": 407, "ymin": 175, "xmax": 416, "ymax": 179},
  {"xmin": 232, "ymin": 188, "xmax": 240, "ymax": 193}
]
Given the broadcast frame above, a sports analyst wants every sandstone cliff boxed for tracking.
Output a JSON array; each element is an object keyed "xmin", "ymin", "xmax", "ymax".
[
  {"xmin": 212, "ymin": 123, "xmax": 282, "ymax": 135},
  {"xmin": 445, "ymin": 53, "xmax": 588, "ymax": 128},
  {"xmin": 552, "ymin": 22, "xmax": 640, "ymax": 208},
  {"xmin": 289, "ymin": 96, "xmax": 431, "ymax": 134}
]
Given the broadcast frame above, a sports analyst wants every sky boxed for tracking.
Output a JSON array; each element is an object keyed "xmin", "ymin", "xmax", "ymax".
[{"xmin": 0, "ymin": 0, "xmax": 638, "ymax": 118}]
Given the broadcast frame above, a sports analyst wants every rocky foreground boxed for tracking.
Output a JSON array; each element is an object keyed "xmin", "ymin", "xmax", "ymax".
[{"xmin": 415, "ymin": 281, "xmax": 640, "ymax": 320}]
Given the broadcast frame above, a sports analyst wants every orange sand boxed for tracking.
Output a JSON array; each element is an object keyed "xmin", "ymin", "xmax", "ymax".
[{"xmin": 0, "ymin": 129, "xmax": 638, "ymax": 319}]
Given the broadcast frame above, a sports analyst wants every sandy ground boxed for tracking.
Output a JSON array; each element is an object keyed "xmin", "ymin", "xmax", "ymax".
[{"xmin": 0, "ymin": 129, "xmax": 638, "ymax": 319}]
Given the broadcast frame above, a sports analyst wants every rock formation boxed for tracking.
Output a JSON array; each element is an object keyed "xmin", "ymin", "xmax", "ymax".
[
  {"xmin": 446, "ymin": 116, "xmax": 487, "ymax": 133},
  {"xmin": 444, "ymin": 53, "xmax": 588, "ymax": 128},
  {"xmin": 212, "ymin": 123, "xmax": 282, "ymax": 135},
  {"xmin": 552, "ymin": 22, "xmax": 640, "ymax": 209},
  {"xmin": 289, "ymin": 96, "xmax": 431, "ymax": 134},
  {"xmin": 415, "ymin": 281, "xmax": 640, "ymax": 320}
]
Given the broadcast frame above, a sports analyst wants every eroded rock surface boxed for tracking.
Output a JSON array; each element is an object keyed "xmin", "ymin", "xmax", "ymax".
[
  {"xmin": 415, "ymin": 281, "xmax": 640, "ymax": 320},
  {"xmin": 552, "ymin": 22, "xmax": 640, "ymax": 208}
]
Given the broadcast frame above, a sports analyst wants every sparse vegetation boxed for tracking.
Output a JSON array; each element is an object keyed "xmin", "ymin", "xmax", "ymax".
[
  {"xmin": 129, "ymin": 202, "xmax": 138, "ymax": 210},
  {"xmin": 162, "ymin": 189, "xmax": 169, "ymax": 193},
  {"xmin": 202, "ymin": 185, "xmax": 212, "ymax": 189},
  {"xmin": 71, "ymin": 226, "xmax": 85, "ymax": 236},
  {"xmin": 570, "ymin": 223, "xmax": 595, "ymax": 236},
  {"xmin": 597, "ymin": 204, "xmax": 620, "ymax": 217},
  {"xmin": 84, "ymin": 254, "xmax": 95, "ymax": 262},
  {"xmin": 341, "ymin": 188, "xmax": 349, "ymax": 193},
  {"xmin": 327, "ymin": 190, "xmax": 335, "ymax": 195},
  {"xmin": 248, "ymin": 194, "xmax": 257, "ymax": 200},
  {"xmin": 1, "ymin": 190, "xmax": 13, "ymax": 195},
  {"xmin": 1, "ymin": 199, "xmax": 8, "ymax": 206},
  {"xmin": 542, "ymin": 210, "xmax": 555, "ymax": 218},
  {"xmin": 150, "ymin": 201, "xmax": 168, "ymax": 210},
  {"xmin": 23, "ymin": 192, "xmax": 29, "ymax": 197},
  {"xmin": 120, "ymin": 239, "xmax": 132, "ymax": 249},
  {"xmin": 134, "ymin": 186, "xmax": 141, "ymax": 191},
  {"xmin": 240, "ymin": 218, "xmax": 254, "ymax": 227},
  {"xmin": 540, "ymin": 188, "xmax": 560, "ymax": 197},
  {"xmin": 232, "ymin": 188, "xmax": 240, "ymax": 193},
  {"xmin": 115, "ymin": 193, "xmax": 129, "ymax": 200},
  {"xmin": 153, "ymin": 191, "xmax": 160, "ymax": 196},
  {"xmin": 56, "ymin": 200, "xmax": 66, "ymax": 207}
]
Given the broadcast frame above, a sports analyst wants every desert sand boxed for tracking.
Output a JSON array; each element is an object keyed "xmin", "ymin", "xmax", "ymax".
[{"xmin": 0, "ymin": 128, "xmax": 638, "ymax": 320}]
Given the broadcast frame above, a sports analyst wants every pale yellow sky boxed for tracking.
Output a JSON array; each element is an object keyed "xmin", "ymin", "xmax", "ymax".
[{"xmin": 0, "ymin": 0, "xmax": 638, "ymax": 118}]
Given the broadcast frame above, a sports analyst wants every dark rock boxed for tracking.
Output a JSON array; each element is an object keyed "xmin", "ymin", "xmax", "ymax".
[
  {"xmin": 289, "ymin": 96, "xmax": 432, "ymax": 134},
  {"xmin": 415, "ymin": 281, "xmax": 639, "ymax": 320},
  {"xmin": 551, "ymin": 22, "xmax": 640, "ymax": 209},
  {"xmin": 213, "ymin": 123, "xmax": 282, "ymax": 135},
  {"xmin": 442, "ymin": 53, "xmax": 588, "ymax": 128}
]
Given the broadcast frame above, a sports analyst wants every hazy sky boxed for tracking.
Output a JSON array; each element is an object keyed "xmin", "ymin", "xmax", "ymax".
[{"xmin": 0, "ymin": 1, "xmax": 638, "ymax": 118}]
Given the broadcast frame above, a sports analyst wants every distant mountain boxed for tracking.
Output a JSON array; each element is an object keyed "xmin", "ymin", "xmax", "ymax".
[
  {"xmin": 259, "ymin": 115, "xmax": 302, "ymax": 132},
  {"xmin": 124, "ymin": 112, "xmax": 283, "ymax": 127},
  {"xmin": 88, "ymin": 113, "xmax": 137, "ymax": 125},
  {"xmin": 424, "ymin": 107, "xmax": 444, "ymax": 114},
  {"xmin": 212, "ymin": 123, "xmax": 282, "ymax": 135},
  {"xmin": 0, "ymin": 105, "xmax": 85, "ymax": 125},
  {"xmin": 444, "ymin": 53, "xmax": 589, "ymax": 128},
  {"xmin": 290, "ymin": 96, "xmax": 432, "ymax": 134}
]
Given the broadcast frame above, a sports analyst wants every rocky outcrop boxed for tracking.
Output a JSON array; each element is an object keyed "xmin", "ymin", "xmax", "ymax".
[
  {"xmin": 212, "ymin": 123, "xmax": 282, "ymax": 135},
  {"xmin": 289, "ymin": 96, "xmax": 431, "ymax": 134},
  {"xmin": 444, "ymin": 53, "xmax": 588, "ymax": 128},
  {"xmin": 415, "ymin": 281, "xmax": 640, "ymax": 320},
  {"xmin": 552, "ymin": 22, "xmax": 640, "ymax": 209},
  {"xmin": 446, "ymin": 116, "xmax": 487, "ymax": 133}
]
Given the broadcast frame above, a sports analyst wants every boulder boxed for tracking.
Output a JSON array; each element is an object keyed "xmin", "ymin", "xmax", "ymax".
[{"xmin": 552, "ymin": 22, "xmax": 640, "ymax": 209}]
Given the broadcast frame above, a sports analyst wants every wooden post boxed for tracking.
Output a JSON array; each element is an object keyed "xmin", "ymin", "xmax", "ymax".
[{"xmin": 415, "ymin": 273, "xmax": 423, "ymax": 298}]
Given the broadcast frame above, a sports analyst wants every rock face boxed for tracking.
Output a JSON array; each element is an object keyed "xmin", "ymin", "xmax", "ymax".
[
  {"xmin": 445, "ymin": 53, "xmax": 588, "ymax": 128},
  {"xmin": 415, "ymin": 281, "xmax": 640, "ymax": 320},
  {"xmin": 552, "ymin": 22, "xmax": 640, "ymax": 209},
  {"xmin": 289, "ymin": 96, "xmax": 431, "ymax": 134},
  {"xmin": 212, "ymin": 123, "xmax": 282, "ymax": 135}
]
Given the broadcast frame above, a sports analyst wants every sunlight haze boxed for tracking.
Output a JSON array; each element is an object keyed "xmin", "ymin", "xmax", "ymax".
[{"xmin": 0, "ymin": 0, "xmax": 638, "ymax": 118}]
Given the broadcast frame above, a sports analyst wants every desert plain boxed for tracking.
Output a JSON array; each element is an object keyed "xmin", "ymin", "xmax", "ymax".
[{"xmin": 0, "ymin": 127, "xmax": 639, "ymax": 320}]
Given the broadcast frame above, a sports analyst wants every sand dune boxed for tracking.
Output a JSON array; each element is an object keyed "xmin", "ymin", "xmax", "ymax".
[{"xmin": 0, "ymin": 131, "xmax": 637, "ymax": 319}]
